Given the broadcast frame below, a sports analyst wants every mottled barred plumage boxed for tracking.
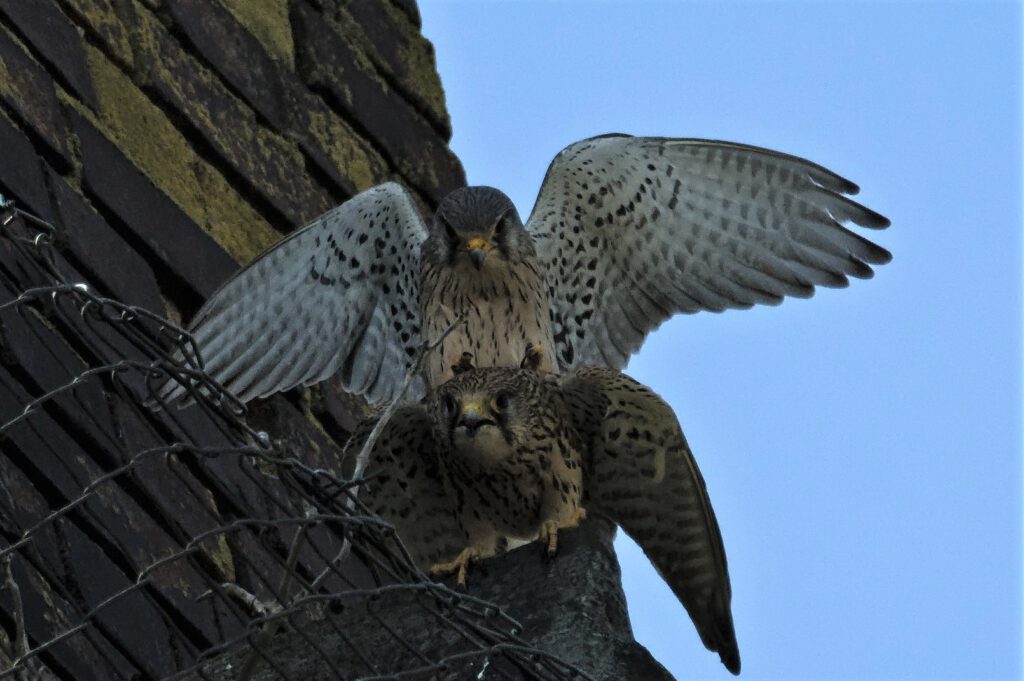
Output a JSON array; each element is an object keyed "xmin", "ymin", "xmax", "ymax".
[
  {"xmin": 561, "ymin": 367, "xmax": 740, "ymax": 674},
  {"xmin": 530, "ymin": 137, "xmax": 889, "ymax": 369},
  {"xmin": 428, "ymin": 369, "xmax": 583, "ymax": 557},
  {"xmin": 346, "ymin": 367, "xmax": 741, "ymax": 675},
  {"xmin": 420, "ymin": 188, "xmax": 558, "ymax": 386},
  {"xmin": 342, "ymin": 405, "xmax": 464, "ymax": 569},
  {"xmin": 163, "ymin": 136, "xmax": 889, "ymax": 405}
]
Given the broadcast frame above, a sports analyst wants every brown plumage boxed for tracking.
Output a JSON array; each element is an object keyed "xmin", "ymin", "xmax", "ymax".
[
  {"xmin": 427, "ymin": 368, "xmax": 584, "ymax": 580},
  {"xmin": 562, "ymin": 367, "xmax": 741, "ymax": 675},
  {"xmin": 346, "ymin": 366, "xmax": 741, "ymax": 675},
  {"xmin": 420, "ymin": 187, "xmax": 558, "ymax": 387}
]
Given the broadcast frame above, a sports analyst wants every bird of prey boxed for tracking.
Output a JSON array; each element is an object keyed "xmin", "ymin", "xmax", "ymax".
[
  {"xmin": 167, "ymin": 136, "xmax": 889, "ymax": 404},
  {"xmin": 346, "ymin": 365, "xmax": 741, "ymax": 675}
]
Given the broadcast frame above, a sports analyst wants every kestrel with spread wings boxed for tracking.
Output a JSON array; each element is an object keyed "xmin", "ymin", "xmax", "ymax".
[
  {"xmin": 346, "ymin": 366, "xmax": 741, "ymax": 674},
  {"xmin": 167, "ymin": 135, "xmax": 889, "ymax": 403}
]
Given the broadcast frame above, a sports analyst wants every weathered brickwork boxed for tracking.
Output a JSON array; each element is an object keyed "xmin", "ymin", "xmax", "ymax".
[
  {"xmin": 0, "ymin": 2, "xmax": 464, "ymax": 678},
  {"xmin": 0, "ymin": 0, "xmax": 463, "ymax": 317}
]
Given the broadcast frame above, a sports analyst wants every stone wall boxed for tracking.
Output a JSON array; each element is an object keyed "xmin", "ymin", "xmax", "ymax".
[
  {"xmin": 0, "ymin": 3, "xmax": 677, "ymax": 679},
  {"xmin": 0, "ymin": 0, "xmax": 464, "ymax": 323},
  {"xmin": 0, "ymin": 2, "xmax": 466, "ymax": 679}
]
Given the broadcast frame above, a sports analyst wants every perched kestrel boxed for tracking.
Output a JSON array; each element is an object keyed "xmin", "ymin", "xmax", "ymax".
[
  {"xmin": 347, "ymin": 366, "xmax": 741, "ymax": 675},
  {"xmin": 165, "ymin": 136, "xmax": 889, "ymax": 404}
]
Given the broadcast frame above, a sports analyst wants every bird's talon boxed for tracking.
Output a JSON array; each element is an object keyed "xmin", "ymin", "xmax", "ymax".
[
  {"xmin": 451, "ymin": 352, "xmax": 476, "ymax": 376},
  {"xmin": 543, "ymin": 523, "xmax": 558, "ymax": 556},
  {"xmin": 538, "ymin": 507, "xmax": 587, "ymax": 557},
  {"xmin": 520, "ymin": 342, "xmax": 544, "ymax": 370},
  {"xmin": 430, "ymin": 547, "xmax": 481, "ymax": 587}
]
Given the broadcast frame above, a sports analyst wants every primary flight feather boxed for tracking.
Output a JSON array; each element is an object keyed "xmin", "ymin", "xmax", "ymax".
[{"xmin": 164, "ymin": 135, "xmax": 889, "ymax": 403}]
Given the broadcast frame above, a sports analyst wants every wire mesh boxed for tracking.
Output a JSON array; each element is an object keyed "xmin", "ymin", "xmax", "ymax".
[{"xmin": 0, "ymin": 197, "xmax": 590, "ymax": 681}]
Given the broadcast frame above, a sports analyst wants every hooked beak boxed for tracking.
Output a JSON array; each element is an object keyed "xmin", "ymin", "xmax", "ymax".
[
  {"xmin": 457, "ymin": 402, "xmax": 494, "ymax": 436},
  {"xmin": 465, "ymin": 237, "xmax": 490, "ymax": 270}
]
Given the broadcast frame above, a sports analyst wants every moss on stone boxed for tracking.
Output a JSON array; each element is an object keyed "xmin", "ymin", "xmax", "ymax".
[
  {"xmin": 322, "ymin": 5, "xmax": 393, "ymax": 91},
  {"xmin": 218, "ymin": 0, "xmax": 295, "ymax": 70},
  {"xmin": 0, "ymin": 24, "xmax": 40, "ymax": 101},
  {"xmin": 304, "ymin": 107, "xmax": 380, "ymax": 192},
  {"xmin": 329, "ymin": 1, "xmax": 451, "ymax": 136},
  {"xmin": 76, "ymin": 42, "xmax": 280, "ymax": 264},
  {"xmin": 0, "ymin": 39, "xmax": 12, "ymax": 99},
  {"xmin": 378, "ymin": 0, "xmax": 451, "ymax": 132},
  {"xmin": 133, "ymin": 4, "xmax": 325, "ymax": 223},
  {"xmin": 60, "ymin": 0, "xmax": 136, "ymax": 69}
]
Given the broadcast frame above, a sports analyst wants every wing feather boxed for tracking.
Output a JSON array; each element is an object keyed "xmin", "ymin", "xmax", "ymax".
[
  {"xmin": 343, "ymin": 406, "xmax": 464, "ymax": 570},
  {"xmin": 560, "ymin": 367, "xmax": 741, "ymax": 675},
  {"xmin": 232, "ymin": 322, "xmax": 302, "ymax": 397},
  {"xmin": 162, "ymin": 183, "xmax": 427, "ymax": 404},
  {"xmin": 528, "ymin": 136, "xmax": 891, "ymax": 370}
]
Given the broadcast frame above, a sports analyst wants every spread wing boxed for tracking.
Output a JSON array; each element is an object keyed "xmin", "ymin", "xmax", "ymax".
[
  {"xmin": 527, "ymin": 135, "xmax": 891, "ymax": 370},
  {"xmin": 560, "ymin": 366, "xmax": 740, "ymax": 675},
  {"xmin": 343, "ymin": 405, "xmax": 464, "ymax": 570},
  {"xmin": 164, "ymin": 183, "xmax": 428, "ymax": 405}
]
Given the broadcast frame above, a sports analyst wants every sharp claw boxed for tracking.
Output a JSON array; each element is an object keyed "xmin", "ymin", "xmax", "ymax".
[
  {"xmin": 451, "ymin": 352, "xmax": 475, "ymax": 376},
  {"xmin": 430, "ymin": 547, "xmax": 481, "ymax": 587},
  {"xmin": 520, "ymin": 341, "xmax": 544, "ymax": 370},
  {"xmin": 539, "ymin": 507, "xmax": 587, "ymax": 557}
]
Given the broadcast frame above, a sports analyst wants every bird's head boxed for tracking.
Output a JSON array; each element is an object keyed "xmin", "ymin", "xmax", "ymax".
[
  {"xmin": 423, "ymin": 186, "xmax": 535, "ymax": 274},
  {"xmin": 430, "ymin": 368, "xmax": 556, "ymax": 468}
]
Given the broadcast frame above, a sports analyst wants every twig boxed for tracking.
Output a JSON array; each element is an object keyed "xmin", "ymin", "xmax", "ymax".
[
  {"xmin": 350, "ymin": 312, "xmax": 465, "ymax": 499},
  {"xmin": 206, "ymin": 584, "xmax": 282, "ymax": 618},
  {"xmin": 235, "ymin": 523, "xmax": 309, "ymax": 681},
  {"xmin": 1, "ymin": 555, "xmax": 29, "ymax": 681},
  {"xmin": 1, "ymin": 555, "xmax": 56, "ymax": 681},
  {"xmin": 308, "ymin": 312, "xmax": 465, "ymax": 594}
]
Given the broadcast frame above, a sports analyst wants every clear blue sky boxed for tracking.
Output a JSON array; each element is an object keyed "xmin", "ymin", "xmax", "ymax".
[{"xmin": 417, "ymin": 2, "xmax": 1022, "ymax": 679}]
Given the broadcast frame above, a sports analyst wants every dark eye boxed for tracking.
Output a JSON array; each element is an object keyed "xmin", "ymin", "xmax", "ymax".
[
  {"xmin": 442, "ymin": 394, "xmax": 458, "ymax": 418},
  {"xmin": 441, "ymin": 216, "xmax": 459, "ymax": 244},
  {"xmin": 493, "ymin": 392, "xmax": 510, "ymax": 411}
]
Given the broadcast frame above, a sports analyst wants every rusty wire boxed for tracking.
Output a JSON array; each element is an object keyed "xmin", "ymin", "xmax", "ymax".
[{"xmin": 0, "ymin": 199, "xmax": 590, "ymax": 681}]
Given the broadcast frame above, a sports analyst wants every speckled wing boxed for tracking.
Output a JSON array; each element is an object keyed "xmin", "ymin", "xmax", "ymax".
[
  {"xmin": 342, "ymin": 405, "xmax": 464, "ymax": 570},
  {"xmin": 560, "ymin": 366, "xmax": 740, "ymax": 675},
  {"xmin": 527, "ymin": 135, "xmax": 891, "ymax": 370},
  {"xmin": 165, "ymin": 183, "xmax": 427, "ymax": 404}
]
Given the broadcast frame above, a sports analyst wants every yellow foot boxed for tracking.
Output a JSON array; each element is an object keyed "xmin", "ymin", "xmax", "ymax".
[
  {"xmin": 538, "ymin": 507, "xmax": 587, "ymax": 557},
  {"xmin": 430, "ymin": 547, "xmax": 482, "ymax": 587},
  {"xmin": 520, "ymin": 341, "xmax": 544, "ymax": 370},
  {"xmin": 450, "ymin": 352, "xmax": 475, "ymax": 376}
]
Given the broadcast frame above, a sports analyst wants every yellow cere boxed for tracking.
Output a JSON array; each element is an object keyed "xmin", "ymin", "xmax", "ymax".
[
  {"xmin": 460, "ymin": 401, "xmax": 486, "ymax": 416},
  {"xmin": 465, "ymin": 237, "xmax": 492, "ymax": 251}
]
